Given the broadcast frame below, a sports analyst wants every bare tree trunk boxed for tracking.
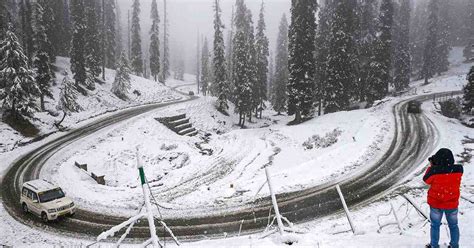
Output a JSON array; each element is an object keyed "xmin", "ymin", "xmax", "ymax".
[
  {"xmin": 294, "ymin": 107, "xmax": 301, "ymax": 123},
  {"xmin": 40, "ymin": 95, "xmax": 45, "ymax": 112}
]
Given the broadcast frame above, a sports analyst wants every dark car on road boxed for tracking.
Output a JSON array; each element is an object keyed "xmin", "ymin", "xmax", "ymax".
[{"xmin": 407, "ymin": 100, "xmax": 422, "ymax": 114}]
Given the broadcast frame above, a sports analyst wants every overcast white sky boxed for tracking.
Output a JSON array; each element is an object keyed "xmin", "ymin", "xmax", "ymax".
[{"xmin": 117, "ymin": 0, "xmax": 291, "ymax": 74}]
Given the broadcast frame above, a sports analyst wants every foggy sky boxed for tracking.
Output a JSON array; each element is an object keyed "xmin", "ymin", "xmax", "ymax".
[{"xmin": 117, "ymin": 0, "xmax": 291, "ymax": 74}]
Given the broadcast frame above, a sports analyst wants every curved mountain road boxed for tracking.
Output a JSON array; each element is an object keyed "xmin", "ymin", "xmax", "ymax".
[{"xmin": 1, "ymin": 92, "xmax": 455, "ymax": 242}]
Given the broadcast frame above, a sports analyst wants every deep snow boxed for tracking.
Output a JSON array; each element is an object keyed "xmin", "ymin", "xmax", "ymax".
[{"xmin": 0, "ymin": 48, "xmax": 473, "ymax": 247}]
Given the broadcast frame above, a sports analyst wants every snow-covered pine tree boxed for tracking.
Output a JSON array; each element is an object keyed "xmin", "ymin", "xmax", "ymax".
[
  {"xmin": 271, "ymin": 14, "xmax": 288, "ymax": 115},
  {"xmin": 130, "ymin": 0, "xmax": 143, "ymax": 76},
  {"xmin": 232, "ymin": 0, "xmax": 252, "ymax": 127},
  {"xmin": 0, "ymin": 26, "xmax": 40, "ymax": 118},
  {"xmin": 200, "ymin": 38, "xmax": 211, "ymax": 96},
  {"xmin": 112, "ymin": 53, "xmax": 131, "ymax": 100},
  {"xmin": 0, "ymin": 0, "xmax": 7, "ymax": 41},
  {"xmin": 19, "ymin": 0, "xmax": 34, "ymax": 61},
  {"xmin": 213, "ymin": 0, "xmax": 229, "ymax": 113},
  {"xmin": 174, "ymin": 58, "xmax": 185, "ymax": 81},
  {"xmin": 70, "ymin": 0, "xmax": 88, "ymax": 89},
  {"xmin": 463, "ymin": 66, "xmax": 474, "ymax": 113},
  {"xmin": 410, "ymin": 1, "xmax": 428, "ymax": 79},
  {"xmin": 84, "ymin": 0, "xmax": 102, "ymax": 85},
  {"xmin": 196, "ymin": 31, "xmax": 200, "ymax": 93},
  {"xmin": 315, "ymin": 0, "xmax": 333, "ymax": 115},
  {"xmin": 36, "ymin": 0, "xmax": 55, "ymax": 63},
  {"xmin": 149, "ymin": 0, "xmax": 160, "ymax": 82},
  {"xmin": 393, "ymin": 0, "xmax": 411, "ymax": 92},
  {"xmin": 245, "ymin": 8, "xmax": 258, "ymax": 122},
  {"xmin": 373, "ymin": 0, "xmax": 394, "ymax": 98},
  {"xmin": 436, "ymin": 0, "xmax": 451, "ymax": 74},
  {"xmin": 114, "ymin": 0, "xmax": 123, "ymax": 64},
  {"xmin": 422, "ymin": 0, "xmax": 439, "ymax": 84},
  {"xmin": 45, "ymin": 0, "xmax": 67, "ymax": 59},
  {"xmin": 162, "ymin": 0, "xmax": 170, "ymax": 82},
  {"xmin": 33, "ymin": 0, "xmax": 54, "ymax": 111},
  {"xmin": 288, "ymin": 0, "xmax": 317, "ymax": 122},
  {"xmin": 254, "ymin": 1, "xmax": 269, "ymax": 118},
  {"xmin": 58, "ymin": 73, "xmax": 81, "ymax": 113},
  {"xmin": 225, "ymin": 7, "xmax": 234, "ymax": 103},
  {"xmin": 357, "ymin": 0, "xmax": 378, "ymax": 102},
  {"xmin": 464, "ymin": 0, "xmax": 474, "ymax": 62},
  {"xmin": 104, "ymin": 0, "xmax": 117, "ymax": 69},
  {"xmin": 325, "ymin": 0, "xmax": 357, "ymax": 113},
  {"xmin": 267, "ymin": 51, "xmax": 274, "ymax": 100}
]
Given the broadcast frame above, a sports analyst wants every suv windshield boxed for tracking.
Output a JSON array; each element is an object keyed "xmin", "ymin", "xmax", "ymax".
[{"xmin": 38, "ymin": 188, "xmax": 65, "ymax": 203}]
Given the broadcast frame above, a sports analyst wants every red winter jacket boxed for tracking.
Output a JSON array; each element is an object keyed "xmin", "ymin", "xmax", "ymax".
[{"xmin": 423, "ymin": 164, "xmax": 463, "ymax": 209}]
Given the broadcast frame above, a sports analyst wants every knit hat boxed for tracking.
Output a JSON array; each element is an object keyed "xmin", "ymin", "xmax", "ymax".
[{"xmin": 429, "ymin": 148, "xmax": 455, "ymax": 166}]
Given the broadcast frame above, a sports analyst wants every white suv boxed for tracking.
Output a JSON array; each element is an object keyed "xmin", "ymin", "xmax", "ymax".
[{"xmin": 20, "ymin": 179, "xmax": 75, "ymax": 222}]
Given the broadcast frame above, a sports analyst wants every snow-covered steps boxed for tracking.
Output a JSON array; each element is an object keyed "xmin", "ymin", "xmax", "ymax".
[{"xmin": 155, "ymin": 114, "xmax": 198, "ymax": 136}]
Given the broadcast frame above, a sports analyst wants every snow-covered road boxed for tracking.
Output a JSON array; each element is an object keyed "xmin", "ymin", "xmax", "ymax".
[{"xmin": 1, "ymin": 91, "xmax": 449, "ymax": 240}]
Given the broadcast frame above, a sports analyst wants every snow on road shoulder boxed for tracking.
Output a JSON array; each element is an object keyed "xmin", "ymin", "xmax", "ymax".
[{"xmin": 37, "ymin": 92, "xmax": 395, "ymax": 218}]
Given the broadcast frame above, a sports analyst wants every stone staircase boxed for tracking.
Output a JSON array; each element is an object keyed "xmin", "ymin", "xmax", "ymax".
[{"xmin": 156, "ymin": 114, "xmax": 198, "ymax": 136}]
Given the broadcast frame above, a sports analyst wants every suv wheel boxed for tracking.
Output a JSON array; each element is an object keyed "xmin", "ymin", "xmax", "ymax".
[
  {"xmin": 22, "ymin": 203, "xmax": 28, "ymax": 213},
  {"xmin": 41, "ymin": 212, "xmax": 49, "ymax": 223}
]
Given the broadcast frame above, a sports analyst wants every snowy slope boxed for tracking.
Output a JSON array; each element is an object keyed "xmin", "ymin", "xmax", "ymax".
[{"xmin": 1, "ymin": 49, "xmax": 473, "ymax": 247}]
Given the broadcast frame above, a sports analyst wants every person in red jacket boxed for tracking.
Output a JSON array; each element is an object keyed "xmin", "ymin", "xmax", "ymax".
[{"xmin": 423, "ymin": 148, "xmax": 463, "ymax": 248}]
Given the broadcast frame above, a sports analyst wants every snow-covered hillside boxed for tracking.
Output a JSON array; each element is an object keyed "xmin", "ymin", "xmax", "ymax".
[
  {"xmin": 0, "ymin": 57, "xmax": 184, "ymax": 154},
  {"xmin": 0, "ymin": 48, "xmax": 472, "ymax": 247}
]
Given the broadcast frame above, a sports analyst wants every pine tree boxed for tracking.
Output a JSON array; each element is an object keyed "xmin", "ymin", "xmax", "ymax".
[
  {"xmin": 84, "ymin": 0, "xmax": 102, "ymax": 83},
  {"xmin": 245, "ymin": 9, "xmax": 258, "ymax": 122},
  {"xmin": 70, "ymin": 0, "xmax": 87, "ymax": 89},
  {"xmin": 58, "ymin": 73, "xmax": 82, "ymax": 113},
  {"xmin": 130, "ymin": 0, "xmax": 143, "ymax": 75},
  {"xmin": 254, "ymin": 1, "xmax": 269, "ymax": 118},
  {"xmin": 463, "ymin": 66, "xmax": 474, "ymax": 113},
  {"xmin": 43, "ymin": 0, "xmax": 71, "ymax": 59},
  {"xmin": 464, "ymin": 0, "xmax": 474, "ymax": 61},
  {"xmin": 200, "ymin": 38, "xmax": 211, "ymax": 96},
  {"xmin": 40, "ymin": 0, "xmax": 57, "ymax": 63},
  {"xmin": 393, "ymin": 0, "xmax": 411, "ymax": 92},
  {"xmin": 357, "ymin": 0, "xmax": 378, "ymax": 102},
  {"xmin": 149, "ymin": 0, "xmax": 160, "ymax": 82},
  {"xmin": 104, "ymin": 0, "xmax": 117, "ymax": 69},
  {"xmin": 422, "ymin": 0, "xmax": 439, "ymax": 84},
  {"xmin": 267, "ymin": 51, "xmax": 274, "ymax": 99},
  {"xmin": 112, "ymin": 53, "xmax": 131, "ymax": 100},
  {"xmin": 33, "ymin": 0, "xmax": 54, "ymax": 111},
  {"xmin": 0, "ymin": 1, "xmax": 7, "ymax": 41},
  {"xmin": 174, "ymin": 58, "xmax": 185, "ymax": 81},
  {"xmin": 271, "ymin": 14, "xmax": 289, "ymax": 115},
  {"xmin": 436, "ymin": 0, "xmax": 451, "ymax": 74},
  {"xmin": 325, "ymin": 0, "xmax": 357, "ymax": 113},
  {"xmin": 288, "ymin": 0, "xmax": 317, "ymax": 122},
  {"xmin": 225, "ymin": 7, "xmax": 235, "ymax": 102},
  {"xmin": 315, "ymin": 0, "xmax": 333, "ymax": 114},
  {"xmin": 19, "ymin": 0, "xmax": 34, "ymax": 60},
  {"xmin": 0, "ymin": 26, "xmax": 40, "ymax": 118},
  {"xmin": 374, "ymin": 0, "xmax": 394, "ymax": 98},
  {"xmin": 232, "ymin": 0, "xmax": 252, "ymax": 127},
  {"xmin": 162, "ymin": 0, "xmax": 170, "ymax": 82},
  {"xmin": 410, "ymin": 1, "xmax": 428, "ymax": 79},
  {"xmin": 213, "ymin": 0, "xmax": 229, "ymax": 113}
]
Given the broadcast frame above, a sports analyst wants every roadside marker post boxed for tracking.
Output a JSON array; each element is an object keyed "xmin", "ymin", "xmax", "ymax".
[
  {"xmin": 336, "ymin": 184, "xmax": 363, "ymax": 235},
  {"xmin": 136, "ymin": 148, "xmax": 160, "ymax": 248},
  {"xmin": 265, "ymin": 166, "xmax": 285, "ymax": 236}
]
